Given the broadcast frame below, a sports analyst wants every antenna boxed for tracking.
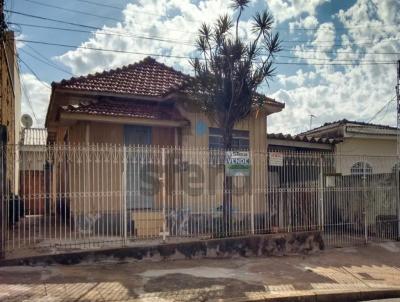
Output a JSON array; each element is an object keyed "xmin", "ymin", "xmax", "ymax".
[
  {"xmin": 21, "ymin": 114, "xmax": 33, "ymax": 129},
  {"xmin": 309, "ymin": 114, "xmax": 317, "ymax": 130}
]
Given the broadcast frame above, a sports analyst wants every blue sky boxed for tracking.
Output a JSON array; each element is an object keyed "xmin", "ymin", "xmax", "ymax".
[{"xmin": 6, "ymin": 0, "xmax": 400, "ymax": 133}]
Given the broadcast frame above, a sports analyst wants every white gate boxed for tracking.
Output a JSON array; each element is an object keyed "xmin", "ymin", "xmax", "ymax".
[{"xmin": 1, "ymin": 144, "xmax": 399, "ymax": 258}]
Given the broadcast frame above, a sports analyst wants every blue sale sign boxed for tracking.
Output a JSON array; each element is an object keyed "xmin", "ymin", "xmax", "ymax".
[{"xmin": 225, "ymin": 151, "xmax": 250, "ymax": 176}]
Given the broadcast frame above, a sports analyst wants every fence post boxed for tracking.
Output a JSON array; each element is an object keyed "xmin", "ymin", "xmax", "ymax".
[
  {"xmin": 396, "ymin": 160, "xmax": 400, "ymax": 241},
  {"xmin": 319, "ymin": 155, "xmax": 324, "ymax": 231},
  {"xmin": 0, "ymin": 144, "xmax": 4, "ymax": 259},
  {"xmin": 122, "ymin": 145, "xmax": 127, "ymax": 246},
  {"xmin": 161, "ymin": 147, "xmax": 167, "ymax": 242},
  {"xmin": 0, "ymin": 125, "xmax": 6, "ymax": 259},
  {"xmin": 250, "ymin": 151, "xmax": 255, "ymax": 235},
  {"xmin": 363, "ymin": 160, "xmax": 368, "ymax": 244}
]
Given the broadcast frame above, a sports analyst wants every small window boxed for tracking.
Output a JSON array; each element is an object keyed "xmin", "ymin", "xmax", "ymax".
[
  {"xmin": 209, "ymin": 128, "xmax": 249, "ymax": 150},
  {"xmin": 350, "ymin": 161, "xmax": 372, "ymax": 176}
]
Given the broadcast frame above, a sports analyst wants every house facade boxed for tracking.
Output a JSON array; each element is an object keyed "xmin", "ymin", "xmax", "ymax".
[
  {"xmin": 45, "ymin": 57, "xmax": 284, "ymax": 237},
  {"xmin": 46, "ymin": 57, "xmax": 283, "ymax": 149},
  {"xmin": 301, "ymin": 119, "xmax": 398, "ymax": 175}
]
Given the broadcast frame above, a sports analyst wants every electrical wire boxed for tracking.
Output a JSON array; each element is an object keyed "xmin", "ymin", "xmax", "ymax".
[
  {"xmin": 11, "ymin": 21, "xmax": 400, "ymax": 51},
  {"xmin": 19, "ymin": 47, "xmax": 74, "ymax": 75},
  {"xmin": 366, "ymin": 97, "xmax": 396, "ymax": 123},
  {"xmin": 15, "ymin": 39, "xmax": 397, "ymax": 65}
]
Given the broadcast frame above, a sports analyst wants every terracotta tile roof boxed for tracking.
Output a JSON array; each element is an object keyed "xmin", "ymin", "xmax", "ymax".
[
  {"xmin": 61, "ymin": 100, "xmax": 188, "ymax": 122},
  {"xmin": 53, "ymin": 57, "xmax": 190, "ymax": 97},
  {"xmin": 53, "ymin": 57, "xmax": 284, "ymax": 108},
  {"xmin": 268, "ymin": 133, "xmax": 339, "ymax": 144}
]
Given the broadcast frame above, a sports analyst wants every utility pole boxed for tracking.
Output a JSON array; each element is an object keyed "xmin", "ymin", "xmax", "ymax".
[
  {"xmin": 0, "ymin": 0, "xmax": 5, "ymax": 260},
  {"xmin": 397, "ymin": 60, "xmax": 400, "ymax": 158},
  {"xmin": 396, "ymin": 60, "xmax": 400, "ymax": 241}
]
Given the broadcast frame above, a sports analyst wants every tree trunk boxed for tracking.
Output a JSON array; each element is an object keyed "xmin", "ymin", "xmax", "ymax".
[{"xmin": 222, "ymin": 129, "xmax": 233, "ymax": 237}]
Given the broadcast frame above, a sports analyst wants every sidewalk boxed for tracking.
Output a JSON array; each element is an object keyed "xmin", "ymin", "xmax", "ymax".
[{"xmin": 0, "ymin": 242, "xmax": 400, "ymax": 301}]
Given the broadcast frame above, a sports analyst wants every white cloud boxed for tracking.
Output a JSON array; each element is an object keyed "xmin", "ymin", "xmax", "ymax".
[
  {"xmin": 56, "ymin": 0, "xmax": 235, "ymax": 76},
  {"xmin": 48, "ymin": 0, "xmax": 399, "ymax": 135},
  {"xmin": 266, "ymin": 0, "xmax": 329, "ymax": 24},
  {"xmin": 268, "ymin": 0, "xmax": 400, "ymax": 134},
  {"xmin": 15, "ymin": 33, "xmax": 26, "ymax": 49},
  {"xmin": 289, "ymin": 15, "xmax": 319, "ymax": 33},
  {"xmin": 20, "ymin": 74, "xmax": 51, "ymax": 127}
]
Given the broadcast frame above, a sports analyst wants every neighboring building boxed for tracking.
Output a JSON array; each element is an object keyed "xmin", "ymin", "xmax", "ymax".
[
  {"xmin": 0, "ymin": 30, "xmax": 21, "ymax": 258},
  {"xmin": 301, "ymin": 119, "xmax": 398, "ymax": 175},
  {"xmin": 267, "ymin": 133, "xmax": 337, "ymax": 152},
  {"xmin": 0, "ymin": 31, "xmax": 21, "ymax": 195},
  {"xmin": 45, "ymin": 56, "xmax": 284, "ymax": 236}
]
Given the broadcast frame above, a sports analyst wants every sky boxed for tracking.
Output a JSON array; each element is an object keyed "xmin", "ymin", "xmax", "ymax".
[{"xmin": 6, "ymin": 0, "xmax": 400, "ymax": 134}]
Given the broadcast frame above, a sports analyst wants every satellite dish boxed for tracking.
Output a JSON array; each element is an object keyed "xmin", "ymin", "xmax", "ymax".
[{"xmin": 21, "ymin": 114, "xmax": 33, "ymax": 128}]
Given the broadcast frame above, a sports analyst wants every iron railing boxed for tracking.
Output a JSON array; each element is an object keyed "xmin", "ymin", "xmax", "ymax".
[{"xmin": 1, "ymin": 144, "xmax": 399, "ymax": 258}]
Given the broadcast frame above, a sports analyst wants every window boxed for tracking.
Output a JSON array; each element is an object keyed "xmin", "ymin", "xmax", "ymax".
[
  {"xmin": 350, "ymin": 161, "xmax": 372, "ymax": 176},
  {"xmin": 208, "ymin": 128, "xmax": 250, "ymax": 150}
]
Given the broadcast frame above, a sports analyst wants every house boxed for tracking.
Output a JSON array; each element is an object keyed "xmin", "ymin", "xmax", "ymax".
[
  {"xmin": 301, "ymin": 119, "xmax": 398, "ymax": 175},
  {"xmin": 1, "ymin": 31, "xmax": 21, "ymax": 195},
  {"xmin": 45, "ymin": 57, "xmax": 284, "ymax": 237},
  {"xmin": 1, "ymin": 31, "xmax": 21, "ymax": 258}
]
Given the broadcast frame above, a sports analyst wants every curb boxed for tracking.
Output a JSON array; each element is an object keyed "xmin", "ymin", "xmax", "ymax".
[
  {"xmin": 0, "ymin": 231, "xmax": 324, "ymax": 266},
  {"xmin": 213, "ymin": 288, "xmax": 400, "ymax": 302}
]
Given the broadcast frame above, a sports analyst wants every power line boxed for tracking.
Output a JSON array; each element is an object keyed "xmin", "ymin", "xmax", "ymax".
[
  {"xmin": 6, "ymin": 11, "xmax": 194, "ymax": 44},
  {"xmin": 17, "ymin": 34, "xmax": 393, "ymax": 64},
  {"xmin": 12, "ymin": 21, "xmax": 400, "ymax": 51},
  {"xmin": 4, "ymin": 38, "xmax": 40, "ymax": 123},
  {"xmin": 282, "ymin": 47, "xmax": 400, "ymax": 56},
  {"xmin": 366, "ymin": 96, "xmax": 396, "ymax": 123},
  {"xmin": 21, "ymin": 0, "xmax": 121, "ymax": 22},
  {"xmin": 20, "ymin": 79, "xmax": 39, "ymax": 124},
  {"xmin": 7, "ymin": 15, "xmax": 400, "ymax": 57},
  {"xmin": 46, "ymin": 1, "xmax": 400, "ymax": 32},
  {"xmin": 19, "ymin": 47, "xmax": 74, "ymax": 75},
  {"xmin": 17, "ymin": 54, "xmax": 51, "ymax": 89},
  {"xmin": 7, "ymin": 9, "xmax": 400, "ymax": 55},
  {"xmin": 8, "ymin": 22, "xmax": 194, "ymax": 46},
  {"xmin": 15, "ymin": 38, "xmax": 398, "ymax": 66},
  {"xmin": 276, "ymin": 54, "xmax": 392, "ymax": 63}
]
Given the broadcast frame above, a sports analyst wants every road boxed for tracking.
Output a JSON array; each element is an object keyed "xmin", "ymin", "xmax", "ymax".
[{"xmin": 0, "ymin": 241, "xmax": 400, "ymax": 301}]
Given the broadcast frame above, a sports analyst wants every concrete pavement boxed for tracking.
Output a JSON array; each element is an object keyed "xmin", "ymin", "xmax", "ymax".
[{"xmin": 0, "ymin": 241, "xmax": 400, "ymax": 301}]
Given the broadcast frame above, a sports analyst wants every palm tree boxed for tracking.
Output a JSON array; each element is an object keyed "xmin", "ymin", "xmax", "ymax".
[{"xmin": 185, "ymin": 0, "xmax": 281, "ymax": 235}]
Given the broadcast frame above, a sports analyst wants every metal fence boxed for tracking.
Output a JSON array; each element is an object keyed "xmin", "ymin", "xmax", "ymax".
[{"xmin": 1, "ymin": 144, "xmax": 400, "ymax": 258}]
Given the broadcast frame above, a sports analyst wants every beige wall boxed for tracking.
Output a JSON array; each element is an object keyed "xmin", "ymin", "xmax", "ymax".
[
  {"xmin": 335, "ymin": 137, "xmax": 397, "ymax": 175},
  {"xmin": 179, "ymin": 106, "xmax": 267, "ymax": 151},
  {"xmin": 59, "ymin": 107, "xmax": 270, "ymax": 219},
  {"xmin": 178, "ymin": 106, "xmax": 268, "ymax": 215}
]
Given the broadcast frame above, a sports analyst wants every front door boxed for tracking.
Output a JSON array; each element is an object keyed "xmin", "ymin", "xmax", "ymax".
[{"xmin": 124, "ymin": 125, "xmax": 153, "ymax": 209}]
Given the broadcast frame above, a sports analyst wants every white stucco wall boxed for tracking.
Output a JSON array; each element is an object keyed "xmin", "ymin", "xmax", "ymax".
[{"xmin": 335, "ymin": 137, "xmax": 397, "ymax": 175}]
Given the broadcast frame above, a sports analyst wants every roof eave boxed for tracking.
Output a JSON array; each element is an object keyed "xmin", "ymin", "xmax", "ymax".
[
  {"xmin": 59, "ymin": 112, "xmax": 190, "ymax": 128},
  {"xmin": 52, "ymin": 87, "xmax": 168, "ymax": 102}
]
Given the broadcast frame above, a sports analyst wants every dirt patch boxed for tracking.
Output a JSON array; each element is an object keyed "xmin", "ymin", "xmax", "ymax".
[{"xmin": 143, "ymin": 273, "xmax": 265, "ymax": 300}]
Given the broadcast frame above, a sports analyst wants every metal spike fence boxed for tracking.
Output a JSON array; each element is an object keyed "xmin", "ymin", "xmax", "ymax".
[{"xmin": 1, "ymin": 144, "xmax": 399, "ymax": 258}]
